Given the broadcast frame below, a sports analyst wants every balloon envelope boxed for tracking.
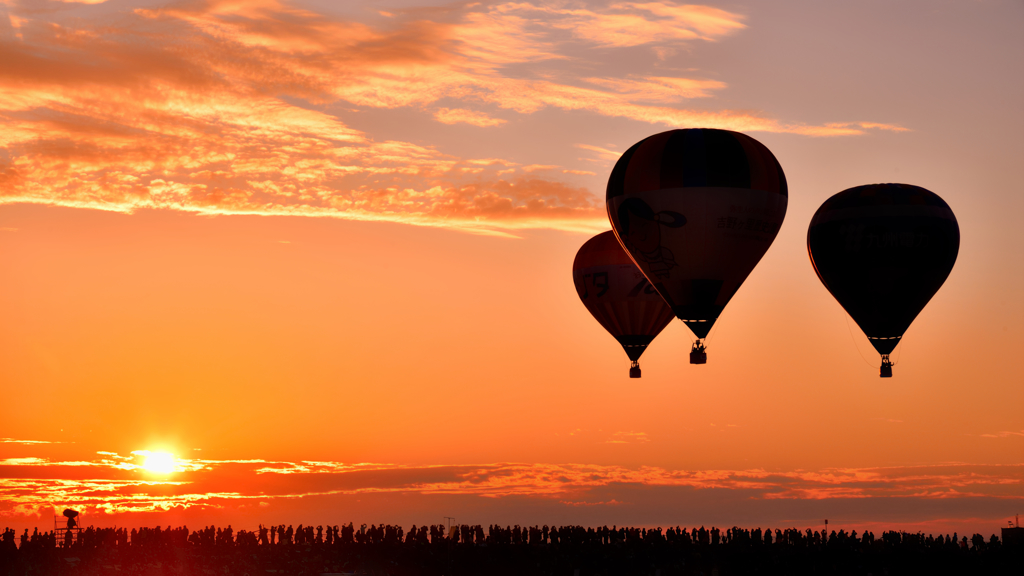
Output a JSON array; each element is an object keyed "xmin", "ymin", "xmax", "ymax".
[
  {"xmin": 807, "ymin": 183, "xmax": 960, "ymax": 355},
  {"xmin": 572, "ymin": 231, "xmax": 675, "ymax": 368},
  {"xmin": 606, "ymin": 128, "xmax": 787, "ymax": 339}
]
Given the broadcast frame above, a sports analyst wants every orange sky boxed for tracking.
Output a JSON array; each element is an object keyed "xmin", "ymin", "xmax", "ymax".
[{"xmin": 1, "ymin": 0, "xmax": 1021, "ymax": 536}]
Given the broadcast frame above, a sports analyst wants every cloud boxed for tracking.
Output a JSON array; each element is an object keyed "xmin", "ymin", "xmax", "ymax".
[
  {"xmin": 561, "ymin": 499, "xmax": 622, "ymax": 506},
  {"xmin": 584, "ymin": 76, "xmax": 727, "ymax": 101},
  {"xmin": 449, "ymin": 5, "xmax": 565, "ymax": 65},
  {"xmin": 0, "ymin": 1, "xmax": 906, "ymax": 234},
  {"xmin": 536, "ymin": 2, "xmax": 747, "ymax": 47},
  {"xmin": 1, "ymin": 449, "xmax": 1020, "ymax": 520},
  {"xmin": 605, "ymin": 431, "xmax": 650, "ymax": 444},
  {"xmin": 979, "ymin": 430, "xmax": 1024, "ymax": 438},
  {"xmin": 575, "ymin": 143, "xmax": 622, "ymax": 161},
  {"xmin": 434, "ymin": 107, "xmax": 507, "ymax": 127}
]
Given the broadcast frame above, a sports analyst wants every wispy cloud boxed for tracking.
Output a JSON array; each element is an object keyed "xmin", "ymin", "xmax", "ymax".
[
  {"xmin": 575, "ymin": 144, "xmax": 622, "ymax": 161},
  {"xmin": 536, "ymin": 2, "xmax": 748, "ymax": 47},
  {"xmin": 980, "ymin": 430, "xmax": 1024, "ymax": 438},
  {"xmin": 434, "ymin": 107, "xmax": 507, "ymax": 127},
  {"xmin": 0, "ymin": 1, "xmax": 905, "ymax": 234},
  {"xmin": 605, "ymin": 431, "xmax": 650, "ymax": 444}
]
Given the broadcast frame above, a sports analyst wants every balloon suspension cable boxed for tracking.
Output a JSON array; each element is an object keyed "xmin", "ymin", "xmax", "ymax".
[
  {"xmin": 704, "ymin": 318, "xmax": 722, "ymax": 346},
  {"xmin": 892, "ymin": 337, "xmax": 905, "ymax": 366},
  {"xmin": 843, "ymin": 310, "xmax": 877, "ymax": 369}
]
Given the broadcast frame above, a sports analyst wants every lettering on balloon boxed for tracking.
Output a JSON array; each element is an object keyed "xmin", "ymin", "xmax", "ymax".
[
  {"xmin": 578, "ymin": 272, "xmax": 610, "ymax": 298},
  {"xmin": 592, "ymin": 272, "xmax": 609, "ymax": 297},
  {"xmin": 840, "ymin": 224, "xmax": 864, "ymax": 252}
]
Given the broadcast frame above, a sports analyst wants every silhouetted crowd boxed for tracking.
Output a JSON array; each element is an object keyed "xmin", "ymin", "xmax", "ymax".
[{"xmin": 1, "ymin": 522, "xmax": 1019, "ymax": 575}]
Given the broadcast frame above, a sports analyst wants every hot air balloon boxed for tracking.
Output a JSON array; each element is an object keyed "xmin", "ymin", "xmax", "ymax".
[
  {"xmin": 606, "ymin": 129, "xmax": 787, "ymax": 363},
  {"xmin": 573, "ymin": 231, "xmax": 676, "ymax": 378},
  {"xmin": 807, "ymin": 183, "xmax": 959, "ymax": 377}
]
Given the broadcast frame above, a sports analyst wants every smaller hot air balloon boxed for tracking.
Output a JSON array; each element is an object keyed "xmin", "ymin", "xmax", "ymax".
[
  {"xmin": 807, "ymin": 184, "xmax": 960, "ymax": 377},
  {"xmin": 573, "ymin": 231, "xmax": 675, "ymax": 378}
]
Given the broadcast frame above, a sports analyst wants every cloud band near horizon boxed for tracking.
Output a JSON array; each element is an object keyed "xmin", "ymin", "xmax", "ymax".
[{"xmin": 0, "ymin": 450, "xmax": 1019, "ymax": 527}]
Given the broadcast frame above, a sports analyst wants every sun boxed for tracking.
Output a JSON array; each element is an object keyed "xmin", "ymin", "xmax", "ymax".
[{"xmin": 137, "ymin": 450, "xmax": 177, "ymax": 474}]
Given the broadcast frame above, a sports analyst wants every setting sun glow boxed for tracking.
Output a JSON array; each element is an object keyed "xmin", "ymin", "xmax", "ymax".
[{"xmin": 138, "ymin": 451, "xmax": 176, "ymax": 474}]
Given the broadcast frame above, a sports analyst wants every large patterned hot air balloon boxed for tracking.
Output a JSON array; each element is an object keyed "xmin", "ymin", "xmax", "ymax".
[
  {"xmin": 606, "ymin": 129, "xmax": 787, "ymax": 364},
  {"xmin": 573, "ymin": 231, "xmax": 676, "ymax": 378},
  {"xmin": 807, "ymin": 183, "xmax": 960, "ymax": 377}
]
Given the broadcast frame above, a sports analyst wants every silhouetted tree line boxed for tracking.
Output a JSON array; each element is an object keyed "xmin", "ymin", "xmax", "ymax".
[{"xmin": 1, "ymin": 523, "xmax": 1019, "ymax": 575}]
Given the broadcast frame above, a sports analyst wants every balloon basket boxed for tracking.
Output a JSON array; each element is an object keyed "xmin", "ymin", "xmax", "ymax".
[
  {"xmin": 629, "ymin": 366, "xmax": 641, "ymax": 378},
  {"xmin": 880, "ymin": 356, "xmax": 893, "ymax": 378},
  {"xmin": 689, "ymin": 351, "xmax": 707, "ymax": 364}
]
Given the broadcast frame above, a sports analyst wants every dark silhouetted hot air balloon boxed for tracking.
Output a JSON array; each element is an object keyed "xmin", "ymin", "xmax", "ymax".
[
  {"xmin": 573, "ymin": 231, "xmax": 676, "ymax": 378},
  {"xmin": 606, "ymin": 128, "xmax": 787, "ymax": 364},
  {"xmin": 807, "ymin": 183, "xmax": 959, "ymax": 377}
]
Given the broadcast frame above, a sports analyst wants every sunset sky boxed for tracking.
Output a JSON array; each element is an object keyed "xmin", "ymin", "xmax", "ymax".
[{"xmin": 1, "ymin": 0, "xmax": 1021, "ymax": 536}]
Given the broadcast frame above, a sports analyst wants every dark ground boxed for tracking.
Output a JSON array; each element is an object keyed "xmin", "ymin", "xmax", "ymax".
[{"xmin": 2, "ymin": 523, "xmax": 1020, "ymax": 575}]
